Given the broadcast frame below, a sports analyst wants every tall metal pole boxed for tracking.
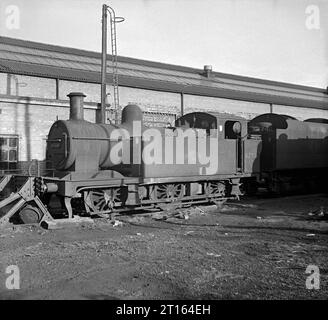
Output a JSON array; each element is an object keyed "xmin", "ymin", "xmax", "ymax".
[{"xmin": 100, "ymin": 4, "xmax": 108, "ymax": 124}]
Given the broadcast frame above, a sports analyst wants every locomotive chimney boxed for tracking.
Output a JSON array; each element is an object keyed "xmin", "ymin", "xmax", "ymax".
[{"xmin": 68, "ymin": 92, "xmax": 86, "ymax": 120}]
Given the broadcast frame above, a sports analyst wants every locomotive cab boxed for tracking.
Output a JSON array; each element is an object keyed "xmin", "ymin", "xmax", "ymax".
[{"xmin": 175, "ymin": 112, "xmax": 259, "ymax": 175}]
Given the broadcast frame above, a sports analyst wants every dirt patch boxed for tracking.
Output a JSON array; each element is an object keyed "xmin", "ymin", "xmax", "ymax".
[{"xmin": 0, "ymin": 195, "xmax": 327, "ymax": 299}]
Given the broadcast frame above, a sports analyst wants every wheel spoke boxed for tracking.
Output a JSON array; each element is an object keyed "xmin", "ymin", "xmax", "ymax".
[
  {"xmin": 205, "ymin": 181, "xmax": 226, "ymax": 197},
  {"xmin": 155, "ymin": 184, "xmax": 183, "ymax": 201},
  {"xmin": 93, "ymin": 192, "xmax": 103, "ymax": 196},
  {"xmin": 84, "ymin": 188, "xmax": 123, "ymax": 214}
]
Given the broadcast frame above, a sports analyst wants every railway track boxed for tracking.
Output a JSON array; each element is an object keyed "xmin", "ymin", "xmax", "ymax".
[{"xmin": 1, "ymin": 188, "xmax": 326, "ymax": 230}]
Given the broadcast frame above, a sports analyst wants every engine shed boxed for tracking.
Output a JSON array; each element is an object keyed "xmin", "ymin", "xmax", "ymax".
[{"xmin": 0, "ymin": 36, "xmax": 327, "ymax": 174}]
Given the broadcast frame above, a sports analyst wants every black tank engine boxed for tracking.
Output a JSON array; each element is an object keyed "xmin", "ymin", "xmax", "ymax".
[{"xmin": 0, "ymin": 92, "xmax": 327, "ymax": 226}]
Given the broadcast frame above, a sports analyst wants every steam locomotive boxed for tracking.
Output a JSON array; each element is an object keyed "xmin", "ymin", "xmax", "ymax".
[{"xmin": 0, "ymin": 92, "xmax": 327, "ymax": 226}]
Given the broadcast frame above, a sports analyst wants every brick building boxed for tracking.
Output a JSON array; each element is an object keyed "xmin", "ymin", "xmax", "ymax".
[{"xmin": 0, "ymin": 36, "xmax": 327, "ymax": 172}]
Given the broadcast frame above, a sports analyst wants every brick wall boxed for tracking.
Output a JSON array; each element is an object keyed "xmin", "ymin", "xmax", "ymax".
[
  {"xmin": 2, "ymin": 72, "xmax": 326, "ymax": 122},
  {"xmin": 184, "ymin": 94, "xmax": 270, "ymax": 120},
  {"xmin": 115, "ymin": 86, "xmax": 181, "ymax": 115},
  {"xmin": 0, "ymin": 96, "xmax": 98, "ymax": 163},
  {"xmin": 272, "ymin": 104, "xmax": 328, "ymax": 120},
  {"xmin": 3, "ymin": 74, "xmax": 56, "ymax": 99},
  {"xmin": 0, "ymin": 73, "xmax": 7, "ymax": 95},
  {"xmin": 59, "ymin": 80, "xmax": 101, "ymax": 103}
]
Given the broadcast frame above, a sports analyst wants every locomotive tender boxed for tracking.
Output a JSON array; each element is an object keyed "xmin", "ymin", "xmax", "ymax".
[
  {"xmin": 0, "ymin": 92, "xmax": 327, "ymax": 226},
  {"xmin": 249, "ymin": 113, "xmax": 328, "ymax": 193}
]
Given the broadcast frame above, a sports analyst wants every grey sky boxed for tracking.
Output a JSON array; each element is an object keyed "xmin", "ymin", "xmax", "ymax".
[{"xmin": 0, "ymin": 0, "xmax": 327, "ymax": 88}]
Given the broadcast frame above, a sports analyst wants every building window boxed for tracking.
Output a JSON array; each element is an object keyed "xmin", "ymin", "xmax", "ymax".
[{"xmin": 0, "ymin": 135, "xmax": 19, "ymax": 171}]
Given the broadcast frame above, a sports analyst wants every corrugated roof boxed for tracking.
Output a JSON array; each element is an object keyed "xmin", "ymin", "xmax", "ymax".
[{"xmin": 0, "ymin": 36, "xmax": 327, "ymax": 110}]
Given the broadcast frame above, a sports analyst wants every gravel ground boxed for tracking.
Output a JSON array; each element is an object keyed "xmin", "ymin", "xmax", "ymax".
[{"xmin": 0, "ymin": 194, "xmax": 327, "ymax": 300}]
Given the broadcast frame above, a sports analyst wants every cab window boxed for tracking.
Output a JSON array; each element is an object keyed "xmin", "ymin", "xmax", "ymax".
[{"xmin": 225, "ymin": 121, "xmax": 241, "ymax": 139}]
